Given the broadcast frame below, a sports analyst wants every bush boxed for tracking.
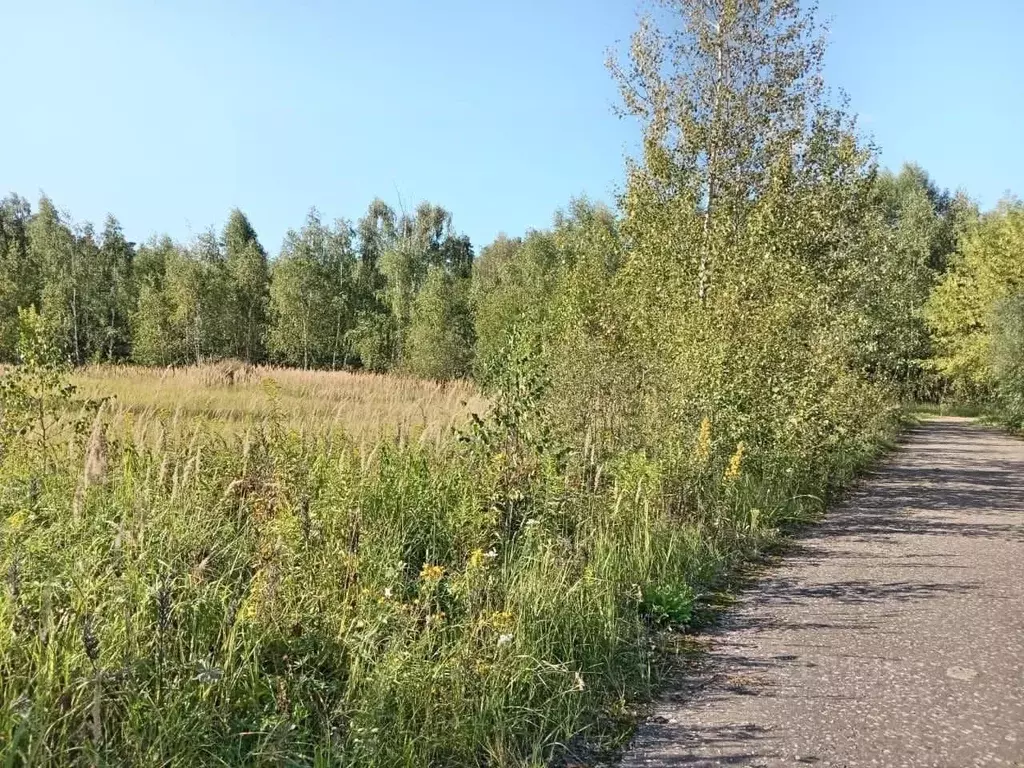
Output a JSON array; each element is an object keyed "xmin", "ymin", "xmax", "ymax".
[
  {"xmin": 991, "ymin": 293, "xmax": 1024, "ymax": 428},
  {"xmin": 405, "ymin": 268, "xmax": 474, "ymax": 380}
]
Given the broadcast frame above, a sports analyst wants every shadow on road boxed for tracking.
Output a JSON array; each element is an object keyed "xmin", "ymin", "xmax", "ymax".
[{"xmin": 629, "ymin": 419, "xmax": 1024, "ymax": 766}]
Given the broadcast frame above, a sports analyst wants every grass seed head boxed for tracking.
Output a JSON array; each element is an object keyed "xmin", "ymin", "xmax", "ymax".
[{"xmin": 83, "ymin": 415, "xmax": 109, "ymax": 487}]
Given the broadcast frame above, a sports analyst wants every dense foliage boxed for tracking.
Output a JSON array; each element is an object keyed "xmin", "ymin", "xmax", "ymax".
[
  {"xmin": 0, "ymin": 199, "xmax": 476, "ymax": 379},
  {"xmin": 0, "ymin": 170, "xmax": 965, "ymax": 390},
  {"xmin": 926, "ymin": 200, "xmax": 1024, "ymax": 425},
  {"xmin": 0, "ymin": 0, "xmax": 1014, "ymax": 765}
]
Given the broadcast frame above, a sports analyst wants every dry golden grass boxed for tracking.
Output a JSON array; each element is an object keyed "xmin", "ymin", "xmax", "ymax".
[{"xmin": 71, "ymin": 362, "xmax": 486, "ymax": 440}]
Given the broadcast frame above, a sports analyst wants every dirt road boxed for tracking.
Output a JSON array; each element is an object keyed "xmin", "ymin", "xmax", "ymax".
[{"xmin": 622, "ymin": 417, "xmax": 1024, "ymax": 767}]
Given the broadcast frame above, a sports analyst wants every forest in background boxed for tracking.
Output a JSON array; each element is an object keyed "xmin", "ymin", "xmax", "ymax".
[
  {"xmin": 1, "ymin": 0, "xmax": 1023, "ymax": 765},
  {"xmin": 2, "ymin": 167, "xmax": 1021, "ymax": 422}
]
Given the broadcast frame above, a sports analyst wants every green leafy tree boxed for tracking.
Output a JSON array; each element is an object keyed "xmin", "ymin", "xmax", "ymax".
[
  {"xmin": 349, "ymin": 200, "xmax": 474, "ymax": 371},
  {"xmin": 322, "ymin": 219, "xmax": 359, "ymax": 368},
  {"xmin": 854, "ymin": 165, "xmax": 979, "ymax": 396},
  {"xmin": 608, "ymin": 0, "xmax": 827, "ymax": 307},
  {"xmin": 130, "ymin": 235, "xmax": 179, "ymax": 364},
  {"xmin": 160, "ymin": 231, "xmax": 233, "ymax": 364},
  {"xmin": 163, "ymin": 246, "xmax": 206, "ymax": 364},
  {"xmin": 379, "ymin": 240, "xmax": 425, "ymax": 342},
  {"xmin": 30, "ymin": 196, "xmax": 101, "ymax": 364},
  {"xmin": 134, "ymin": 235, "xmax": 174, "ymax": 291},
  {"xmin": 379, "ymin": 204, "xmax": 442, "ymax": 352},
  {"xmin": 354, "ymin": 198, "xmax": 395, "ymax": 295},
  {"xmin": 350, "ymin": 200, "xmax": 398, "ymax": 370},
  {"xmin": 223, "ymin": 209, "xmax": 270, "ymax": 362},
  {"xmin": 472, "ymin": 233, "xmax": 527, "ymax": 379},
  {"xmin": 269, "ymin": 251, "xmax": 324, "ymax": 369},
  {"xmin": 405, "ymin": 266, "xmax": 474, "ymax": 380},
  {"xmin": 268, "ymin": 209, "xmax": 356, "ymax": 368},
  {"xmin": 95, "ymin": 215, "xmax": 135, "ymax": 361},
  {"xmin": 131, "ymin": 282, "xmax": 178, "ymax": 365},
  {"xmin": 990, "ymin": 293, "xmax": 1024, "ymax": 427},
  {"xmin": 548, "ymin": 0, "xmax": 903, "ymax": 472},
  {"xmin": 379, "ymin": 202, "xmax": 473, "ymax": 367},
  {"xmin": 472, "ymin": 201, "xmax": 615, "ymax": 388},
  {"xmin": 0, "ymin": 194, "xmax": 39, "ymax": 358},
  {"xmin": 926, "ymin": 199, "xmax": 1024, "ymax": 399},
  {"xmin": 0, "ymin": 307, "xmax": 96, "ymax": 465}
]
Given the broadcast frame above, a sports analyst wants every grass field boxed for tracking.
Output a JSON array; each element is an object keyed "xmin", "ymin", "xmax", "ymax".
[
  {"xmin": 70, "ymin": 362, "xmax": 486, "ymax": 440},
  {"xmin": 0, "ymin": 359, "xmax": 899, "ymax": 766}
]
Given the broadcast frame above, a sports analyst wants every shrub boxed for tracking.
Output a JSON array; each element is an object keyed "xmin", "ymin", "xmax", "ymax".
[{"xmin": 991, "ymin": 293, "xmax": 1024, "ymax": 428}]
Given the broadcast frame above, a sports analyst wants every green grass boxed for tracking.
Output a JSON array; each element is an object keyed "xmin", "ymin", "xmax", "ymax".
[
  {"xmin": 911, "ymin": 401, "xmax": 988, "ymax": 418},
  {"xmin": 0, "ymin": 364, "xmax": 900, "ymax": 766}
]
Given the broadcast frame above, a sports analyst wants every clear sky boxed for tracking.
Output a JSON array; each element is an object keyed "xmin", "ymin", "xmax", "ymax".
[{"xmin": 2, "ymin": 0, "xmax": 1020, "ymax": 254}]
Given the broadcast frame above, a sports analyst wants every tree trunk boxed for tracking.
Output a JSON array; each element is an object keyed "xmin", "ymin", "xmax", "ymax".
[
  {"xmin": 71, "ymin": 282, "xmax": 81, "ymax": 364},
  {"xmin": 699, "ymin": 1, "xmax": 727, "ymax": 308}
]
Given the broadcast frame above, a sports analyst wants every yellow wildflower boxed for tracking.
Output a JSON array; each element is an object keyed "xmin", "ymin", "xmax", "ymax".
[
  {"xmin": 419, "ymin": 563, "xmax": 445, "ymax": 582},
  {"xmin": 724, "ymin": 441, "xmax": 746, "ymax": 480},
  {"xmin": 486, "ymin": 610, "xmax": 514, "ymax": 631},
  {"xmin": 695, "ymin": 417, "xmax": 712, "ymax": 462},
  {"xmin": 242, "ymin": 570, "xmax": 269, "ymax": 619},
  {"xmin": 468, "ymin": 548, "xmax": 485, "ymax": 569},
  {"xmin": 6, "ymin": 511, "xmax": 25, "ymax": 530}
]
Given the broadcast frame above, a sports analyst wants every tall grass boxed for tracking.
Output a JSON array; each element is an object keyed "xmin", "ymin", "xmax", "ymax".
[
  {"xmin": 70, "ymin": 362, "xmax": 485, "ymax": 440},
  {"xmin": 0, "ymin": 359, "xmax": 898, "ymax": 766}
]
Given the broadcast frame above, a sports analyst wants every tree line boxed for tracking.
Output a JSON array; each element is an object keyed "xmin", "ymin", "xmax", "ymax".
[
  {"xmin": 0, "ymin": 162, "xmax": 989, "ymax": 393},
  {"xmin": 0, "ymin": 196, "xmax": 475, "ymax": 379}
]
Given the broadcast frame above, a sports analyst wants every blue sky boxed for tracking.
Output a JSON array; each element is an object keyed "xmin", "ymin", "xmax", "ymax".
[{"xmin": 2, "ymin": 0, "xmax": 1021, "ymax": 254}]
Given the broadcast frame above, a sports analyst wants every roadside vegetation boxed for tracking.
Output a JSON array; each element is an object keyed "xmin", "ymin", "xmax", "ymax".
[
  {"xmin": 925, "ymin": 200, "xmax": 1024, "ymax": 429},
  {"xmin": 0, "ymin": 0, "xmax": 1018, "ymax": 766}
]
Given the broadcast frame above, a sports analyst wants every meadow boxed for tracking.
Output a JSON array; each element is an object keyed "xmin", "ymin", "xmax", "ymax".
[
  {"xmin": 0, "ymin": 353, "xmax": 899, "ymax": 766},
  {"xmin": 70, "ymin": 362, "xmax": 485, "ymax": 440}
]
